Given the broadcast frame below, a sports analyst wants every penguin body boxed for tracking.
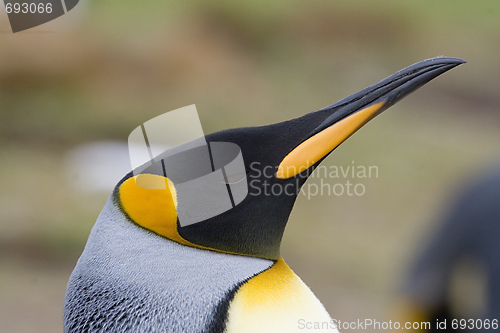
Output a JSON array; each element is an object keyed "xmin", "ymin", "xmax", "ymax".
[
  {"xmin": 64, "ymin": 57, "xmax": 464, "ymax": 332},
  {"xmin": 64, "ymin": 188, "xmax": 332, "ymax": 333}
]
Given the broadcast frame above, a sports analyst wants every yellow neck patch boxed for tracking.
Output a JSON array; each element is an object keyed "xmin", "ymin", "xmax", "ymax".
[
  {"xmin": 225, "ymin": 258, "xmax": 333, "ymax": 333},
  {"xmin": 233, "ymin": 258, "xmax": 296, "ymax": 309},
  {"xmin": 118, "ymin": 174, "xmax": 198, "ymax": 247}
]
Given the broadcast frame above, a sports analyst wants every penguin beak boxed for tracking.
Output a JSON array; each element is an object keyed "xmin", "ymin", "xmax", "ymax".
[{"xmin": 276, "ymin": 57, "xmax": 465, "ymax": 179}]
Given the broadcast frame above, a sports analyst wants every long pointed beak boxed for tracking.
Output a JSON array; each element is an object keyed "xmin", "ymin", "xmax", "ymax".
[{"xmin": 276, "ymin": 57, "xmax": 465, "ymax": 179}]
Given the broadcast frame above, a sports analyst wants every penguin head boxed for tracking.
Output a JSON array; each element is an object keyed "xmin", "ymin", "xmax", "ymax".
[{"xmin": 116, "ymin": 57, "xmax": 464, "ymax": 260}]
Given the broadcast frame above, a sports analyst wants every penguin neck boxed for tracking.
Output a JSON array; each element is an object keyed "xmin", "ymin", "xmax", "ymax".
[{"xmin": 116, "ymin": 173, "xmax": 296, "ymax": 260}]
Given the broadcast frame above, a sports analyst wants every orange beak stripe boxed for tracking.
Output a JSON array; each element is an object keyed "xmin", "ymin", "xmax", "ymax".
[{"xmin": 276, "ymin": 101, "xmax": 386, "ymax": 179}]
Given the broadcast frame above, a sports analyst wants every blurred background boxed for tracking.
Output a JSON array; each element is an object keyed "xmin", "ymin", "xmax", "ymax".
[{"xmin": 1, "ymin": 0, "xmax": 500, "ymax": 332}]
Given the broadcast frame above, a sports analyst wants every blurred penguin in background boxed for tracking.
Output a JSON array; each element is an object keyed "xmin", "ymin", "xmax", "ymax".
[{"xmin": 400, "ymin": 164, "xmax": 500, "ymax": 332}]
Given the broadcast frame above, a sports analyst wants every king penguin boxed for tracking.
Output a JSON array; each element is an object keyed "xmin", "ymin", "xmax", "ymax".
[{"xmin": 64, "ymin": 57, "xmax": 464, "ymax": 333}]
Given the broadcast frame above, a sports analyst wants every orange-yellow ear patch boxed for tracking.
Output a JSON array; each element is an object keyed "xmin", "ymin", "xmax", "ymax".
[
  {"xmin": 118, "ymin": 174, "xmax": 191, "ymax": 245},
  {"xmin": 118, "ymin": 174, "xmax": 248, "ymax": 255}
]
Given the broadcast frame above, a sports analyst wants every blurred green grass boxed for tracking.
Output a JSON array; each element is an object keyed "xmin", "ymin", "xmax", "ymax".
[{"xmin": 1, "ymin": 0, "xmax": 500, "ymax": 332}]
